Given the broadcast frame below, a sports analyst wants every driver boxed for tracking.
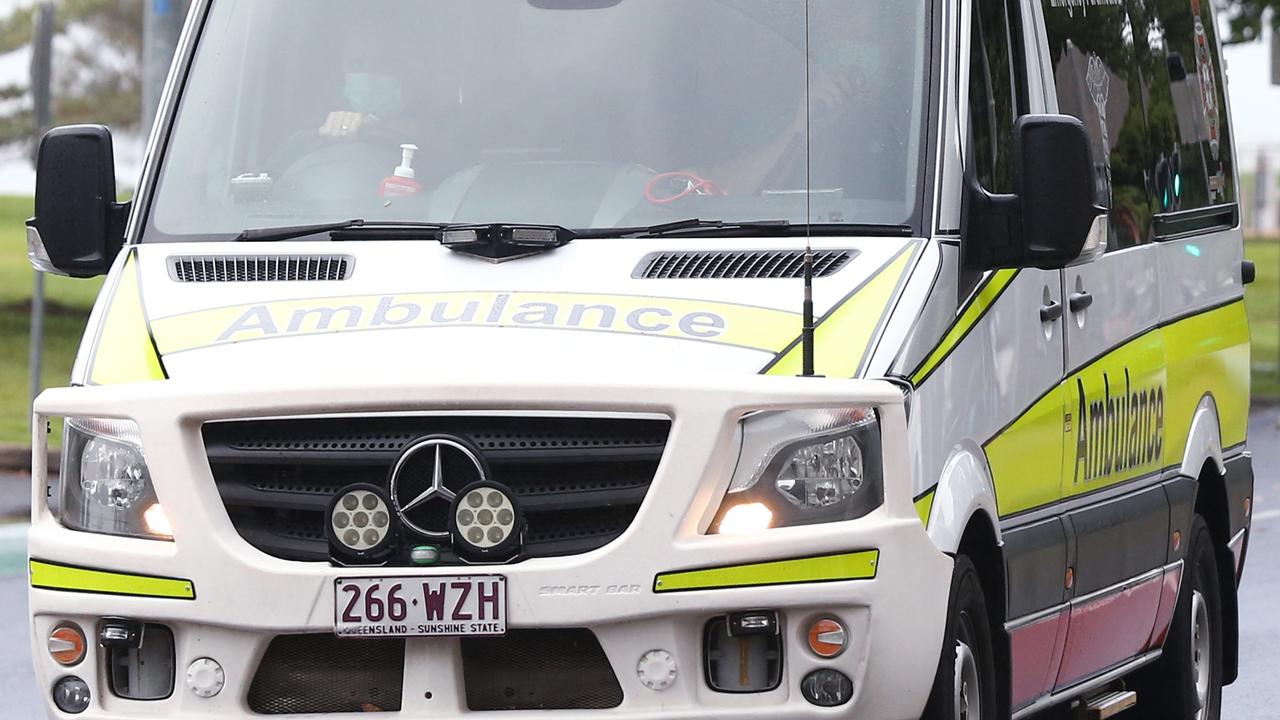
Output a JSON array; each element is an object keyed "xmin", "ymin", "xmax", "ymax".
[
  {"xmin": 709, "ymin": 73, "xmax": 859, "ymax": 196},
  {"xmin": 320, "ymin": 25, "xmax": 407, "ymax": 139}
]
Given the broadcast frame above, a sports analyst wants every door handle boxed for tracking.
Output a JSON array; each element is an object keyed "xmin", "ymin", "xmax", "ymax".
[
  {"xmin": 1040, "ymin": 300, "xmax": 1064, "ymax": 324},
  {"xmin": 1069, "ymin": 291, "xmax": 1094, "ymax": 313}
]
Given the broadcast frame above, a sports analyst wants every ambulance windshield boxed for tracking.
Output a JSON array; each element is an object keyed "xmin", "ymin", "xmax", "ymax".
[{"xmin": 145, "ymin": 0, "xmax": 931, "ymax": 241}]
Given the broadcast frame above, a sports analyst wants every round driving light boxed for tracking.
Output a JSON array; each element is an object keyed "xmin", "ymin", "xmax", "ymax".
[
  {"xmin": 48, "ymin": 624, "xmax": 87, "ymax": 667},
  {"xmin": 449, "ymin": 481, "xmax": 523, "ymax": 561},
  {"xmin": 636, "ymin": 649, "xmax": 678, "ymax": 691},
  {"xmin": 807, "ymin": 618, "xmax": 848, "ymax": 659},
  {"xmin": 326, "ymin": 484, "xmax": 398, "ymax": 564},
  {"xmin": 52, "ymin": 675, "xmax": 91, "ymax": 714},
  {"xmin": 186, "ymin": 657, "xmax": 225, "ymax": 698},
  {"xmin": 801, "ymin": 668, "xmax": 853, "ymax": 707}
]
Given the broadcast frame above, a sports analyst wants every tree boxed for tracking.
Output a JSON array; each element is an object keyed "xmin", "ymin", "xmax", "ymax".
[
  {"xmin": 1217, "ymin": 0, "xmax": 1279, "ymax": 43},
  {"xmin": 0, "ymin": 0, "xmax": 142, "ymax": 147}
]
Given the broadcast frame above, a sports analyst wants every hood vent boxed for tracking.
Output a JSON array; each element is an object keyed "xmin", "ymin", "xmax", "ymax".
[
  {"xmin": 635, "ymin": 249, "xmax": 854, "ymax": 280},
  {"xmin": 169, "ymin": 255, "xmax": 353, "ymax": 282}
]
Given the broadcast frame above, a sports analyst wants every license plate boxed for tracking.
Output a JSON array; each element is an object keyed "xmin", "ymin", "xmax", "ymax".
[{"xmin": 334, "ymin": 576, "xmax": 506, "ymax": 638}]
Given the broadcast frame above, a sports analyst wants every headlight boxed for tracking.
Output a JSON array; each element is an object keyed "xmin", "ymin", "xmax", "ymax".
[
  {"xmin": 58, "ymin": 418, "xmax": 172, "ymax": 540},
  {"xmin": 711, "ymin": 408, "xmax": 883, "ymax": 534}
]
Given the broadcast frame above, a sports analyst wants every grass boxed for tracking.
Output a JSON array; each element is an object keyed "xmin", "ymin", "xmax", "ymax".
[
  {"xmin": 1245, "ymin": 239, "xmax": 1280, "ymax": 400},
  {"xmin": 0, "ymin": 194, "xmax": 1277, "ymax": 446},
  {"xmin": 1, "ymin": 195, "xmax": 102, "ymax": 447}
]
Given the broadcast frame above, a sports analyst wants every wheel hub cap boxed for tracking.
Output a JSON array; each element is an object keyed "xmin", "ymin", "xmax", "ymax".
[
  {"xmin": 954, "ymin": 640, "xmax": 981, "ymax": 719},
  {"xmin": 1192, "ymin": 590, "xmax": 1211, "ymax": 720}
]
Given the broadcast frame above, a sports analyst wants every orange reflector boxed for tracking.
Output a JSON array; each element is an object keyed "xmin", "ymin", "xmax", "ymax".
[
  {"xmin": 807, "ymin": 618, "xmax": 847, "ymax": 658},
  {"xmin": 48, "ymin": 624, "xmax": 86, "ymax": 666}
]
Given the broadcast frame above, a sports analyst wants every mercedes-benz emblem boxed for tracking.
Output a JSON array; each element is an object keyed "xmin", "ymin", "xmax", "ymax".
[{"xmin": 389, "ymin": 436, "xmax": 488, "ymax": 538}]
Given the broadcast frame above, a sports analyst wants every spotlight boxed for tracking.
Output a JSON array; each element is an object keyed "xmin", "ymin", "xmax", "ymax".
[
  {"xmin": 326, "ymin": 484, "xmax": 398, "ymax": 564},
  {"xmin": 450, "ymin": 481, "xmax": 523, "ymax": 561}
]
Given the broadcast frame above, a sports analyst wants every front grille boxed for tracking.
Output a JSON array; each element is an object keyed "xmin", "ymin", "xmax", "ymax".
[
  {"xmin": 635, "ymin": 249, "xmax": 854, "ymax": 279},
  {"xmin": 169, "ymin": 254, "xmax": 352, "ymax": 282},
  {"xmin": 247, "ymin": 634, "xmax": 404, "ymax": 714},
  {"xmin": 462, "ymin": 629, "xmax": 623, "ymax": 710},
  {"xmin": 203, "ymin": 416, "xmax": 669, "ymax": 563}
]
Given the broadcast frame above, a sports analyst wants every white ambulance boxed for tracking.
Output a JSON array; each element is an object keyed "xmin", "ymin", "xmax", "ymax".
[{"xmin": 25, "ymin": 1, "xmax": 1252, "ymax": 718}]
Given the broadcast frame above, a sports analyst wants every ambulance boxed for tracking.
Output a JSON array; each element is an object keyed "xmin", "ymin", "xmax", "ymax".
[{"xmin": 24, "ymin": 1, "xmax": 1252, "ymax": 718}]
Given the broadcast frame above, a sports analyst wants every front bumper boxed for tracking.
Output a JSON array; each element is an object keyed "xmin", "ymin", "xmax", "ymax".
[{"xmin": 28, "ymin": 373, "xmax": 951, "ymax": 719}]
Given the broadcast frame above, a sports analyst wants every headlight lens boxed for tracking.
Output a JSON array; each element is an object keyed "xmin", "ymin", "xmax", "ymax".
[
  {"xmin": 712, "ymin": 408, "xmax": 883, "ymax": 533},
  {"xmin": 59, "ymin": 418, "xmax": 171, "ymax": 540}
]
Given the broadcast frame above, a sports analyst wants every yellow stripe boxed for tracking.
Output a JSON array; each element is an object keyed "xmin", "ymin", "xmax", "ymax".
[
  {"xmin": 910, "ymin": 269, "xmax": 1019, "ymax": 385},
  {"xmin": 914, "ymin": 489, "xmax": 936, "ymax": 527},
  {"xmin": 653, "ymin": 550, "xmax": 878, "ymax": 593},
  {"xmin": 986, "ymin": 384, "xmax": 1068, "ymax": 516},
  {"xmin": 29, "ymin": 560, "xmax": 195, "ymax": 599},
  {"xmin": 767, "ymin": 245, "xmax": 915, "ymax": 378},
  {"xmin": 984, "ymin": 301, "xmax": 1250, "ymax": 518},
  {"xmin": 1163, "ymin": 301, "xmax": 1250, "ymax": 460},
  {"xmin": 150, "ymin": 291, "xmax": 802, "ymax": 356},
  {"xmin": 90, "ymin": 253, "xmax": 166, "ymax": 385}
]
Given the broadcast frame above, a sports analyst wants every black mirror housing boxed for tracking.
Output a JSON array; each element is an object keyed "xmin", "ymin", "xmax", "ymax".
[
  {"xmin": 27, "ymin": 124, "xmax": 128, "ymax": 278},
  {"xmin": 963, "ymin": 114, "xmax": 1106, "ymax": 272}
]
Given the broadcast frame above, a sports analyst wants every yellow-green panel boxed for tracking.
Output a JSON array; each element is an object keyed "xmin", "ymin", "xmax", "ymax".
[
  {"xmin": 1062, "ymin": 332, "xmax": 1166, "ymax": 499},
  {"xmin": 767, "ymin": 245, "xmax": 915, "ymax": 378},
  {"xmin": 653, "ymin": 550, "xmax": 879, "ymax": 593},
  {"xmin": 985, "ymin": 302, "xmax": 1249, "ymax": 518},
  {"xmin": 1163, "ymin": 301, "xmax": 1251, "ymax": 462},
  {"xmin": 985, "ymin": 385, "xmax": 1066, "ymax": 516},
  {"xmin": 30, "ymin": 560, "xmax": 195, "ymax": 599},
  {"xmin": 90, "ymin": 253, "xmax": 165, "ymax": 385},
  {"xmin": 914, "ymin": 489, "xmax": 936, "ymax": 527},
  {"xmin": 911, "ymin": 269, "xmax": 1018, "ymax": 385},
  {"xmin": 151, "ymin": 291, "xmax": 802, "ymax": 355}
]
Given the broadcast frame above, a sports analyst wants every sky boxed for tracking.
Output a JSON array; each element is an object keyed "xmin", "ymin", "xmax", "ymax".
[{"xmin": 1222, "ymin": 25, "xmax": 1280, "ymax": 172}]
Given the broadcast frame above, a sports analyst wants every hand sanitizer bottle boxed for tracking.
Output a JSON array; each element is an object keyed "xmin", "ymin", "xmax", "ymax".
[{"xmin": 380, "ymin": 144, "xmax": 423, "ymax": 198}]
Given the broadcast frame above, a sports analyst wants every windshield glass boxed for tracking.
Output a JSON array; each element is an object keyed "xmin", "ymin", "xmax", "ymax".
[{"xmin": 145, "ymin": 0, "xmax": 931, "ymax": 241}]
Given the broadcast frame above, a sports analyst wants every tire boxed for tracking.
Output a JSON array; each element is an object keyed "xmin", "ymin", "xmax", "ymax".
[
  {"xmin": 922, "ymin": 555, "xmax": 998, "ymax": 720},
  {"xmin": 1130, "ymin": 514, "xmax": 1224, "ymax": 720}
]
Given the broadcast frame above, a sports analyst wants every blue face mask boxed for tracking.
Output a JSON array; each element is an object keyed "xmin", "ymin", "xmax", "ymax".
[{"xmin": 344, "ymin": 73, "xmax": 403, "ymax": 118}]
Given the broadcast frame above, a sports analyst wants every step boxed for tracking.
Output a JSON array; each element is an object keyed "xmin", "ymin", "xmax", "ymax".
[{"xmin": 1085, "ymin": 689, "xmax": 1137, "ymax": 720}]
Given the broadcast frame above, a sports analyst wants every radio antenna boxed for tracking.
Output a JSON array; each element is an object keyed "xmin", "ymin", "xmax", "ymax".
[{"xmin": 800, "ymin": 0, "xmax": 817, "ymax": 378}]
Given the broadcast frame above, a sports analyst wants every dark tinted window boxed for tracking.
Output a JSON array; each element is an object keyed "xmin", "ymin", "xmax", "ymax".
[
  {"xmin": 1041, "ymin": 1, "xmax": 1151, "ymax": 250},
  {"xmin": 968, "ymin": 0, "xmax": 1018, "ymax": 193},
  {"xmin": 1134, "ymin": 0, "xmax": 1235, "ymax": 213}
]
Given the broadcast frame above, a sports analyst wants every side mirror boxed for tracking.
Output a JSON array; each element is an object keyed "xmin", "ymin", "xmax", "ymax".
[
  {"xmin": 962, "ymin": 114, "xmax": 1107, "ymax": 271},
  {"xmin": 26, "ymin": 124, "xmax": 129, "ymax": 278}
]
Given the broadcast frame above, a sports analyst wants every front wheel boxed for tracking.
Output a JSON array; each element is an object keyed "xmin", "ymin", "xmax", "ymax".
[
  {"xmin": 1131, "ymin": 514, "xmax": 1223, "ymax": 720},
  {"xmin": 922, "ymin": 555, "xmax": 998, "ymax": 720}
]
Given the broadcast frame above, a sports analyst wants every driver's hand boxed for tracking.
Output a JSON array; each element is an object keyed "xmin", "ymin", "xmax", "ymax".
[{"xmin": 320, "ymin": 111, "xmax": 373, "ymax": 138}]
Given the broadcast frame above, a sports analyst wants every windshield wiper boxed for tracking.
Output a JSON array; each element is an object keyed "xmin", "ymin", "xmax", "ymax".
[
  {"xmin": 235, "ymin": 219, "xmax": 366, "ymax": 243},
  {"xmin": 234, "ymin": 220, "xmax": 448, "ymax": 243},
  {"xmin": 578, "ymin": 219, "xmax": 914, "ymax": 239}
]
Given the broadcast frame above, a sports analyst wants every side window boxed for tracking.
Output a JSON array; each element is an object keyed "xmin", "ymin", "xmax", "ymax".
[
  {"xmin": 1138, "ymin": 0, "xmax": 1235, "ymax": 213},
  {"xmin": 1040, "ymin": 2, "xmax": 1151, "ymax": 250},
  {"xmin": 968, "ymin": 0, "xmax": 1018, "ymax": 194}
]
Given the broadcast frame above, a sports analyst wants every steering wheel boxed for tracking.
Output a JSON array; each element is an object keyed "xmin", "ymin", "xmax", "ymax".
[
  {"xmin": 644, "ymin": 171, "xmax": 728, "ymax": 205},
  {"xmin": 263, "ymin": 126, "xmax": 417, "ymax": 201}
]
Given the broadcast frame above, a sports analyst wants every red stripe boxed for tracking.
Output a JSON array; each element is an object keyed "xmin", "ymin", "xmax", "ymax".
[
  {"xmin": 1009, "ymin": 608, "xmax": 1069, "ymax": 708},
  {"xmin": 1146, "ymin": 565, "xmax": 1183, "ymax": 650},
  {"xmin": 1055, "ymin": 574, "xmax": 1163, "ymax": 688}
]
